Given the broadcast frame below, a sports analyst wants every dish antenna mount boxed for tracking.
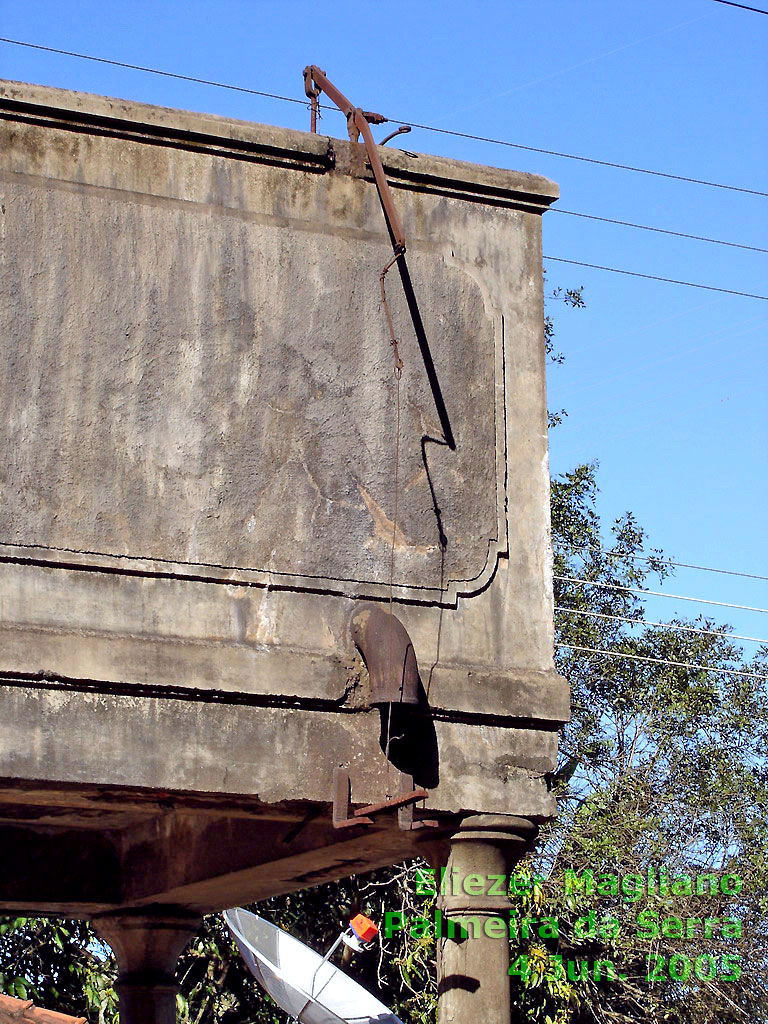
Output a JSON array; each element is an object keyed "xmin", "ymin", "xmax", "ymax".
[{"xmin": 224, "ymin": 907, "xmax": 403, "ymax": 1024}]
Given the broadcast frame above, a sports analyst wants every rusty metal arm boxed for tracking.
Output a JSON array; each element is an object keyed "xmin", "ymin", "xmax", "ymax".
[{"xmin": 303, "ymin": 66, "xmax": 406, "ymax": 254}]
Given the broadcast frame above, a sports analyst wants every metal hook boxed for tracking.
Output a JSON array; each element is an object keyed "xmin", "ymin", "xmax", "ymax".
[
  {"xmin": 380, "ymin": 125, "xmax": 412, "ymax": 146},
  {"xmin": 303, "ymin": 66, "xmax": 323, "ymax": 133}
]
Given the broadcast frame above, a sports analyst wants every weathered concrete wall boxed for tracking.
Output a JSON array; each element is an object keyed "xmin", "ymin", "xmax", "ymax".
[{"xmin": 0, "ymin": 80, "xmax": 567, "ymax": 916}]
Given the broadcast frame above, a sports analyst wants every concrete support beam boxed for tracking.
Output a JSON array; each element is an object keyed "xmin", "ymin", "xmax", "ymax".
[
  {"xmin": 0, "ymin": 823, "xmax": 120, "ymax": 908},
  {"xmin": 93, "ymin": 911, "xmax": 200, "ymax": 1024},
  {"xmin": 437, "ymin": 815, "xmax": 538, "ymax": 1024}
]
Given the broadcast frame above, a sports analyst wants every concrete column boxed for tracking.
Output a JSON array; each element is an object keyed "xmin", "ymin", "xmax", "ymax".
[
  {"xmin": 93, "ymin": 910, "xmax": 200, "ymax": 1024},
  {"xmin": 437, "ymin": 815, "xmax": 538, "ymax": 1024}
]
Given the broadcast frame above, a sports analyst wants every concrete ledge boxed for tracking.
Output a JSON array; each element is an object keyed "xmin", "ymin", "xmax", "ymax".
[
  {"xmin": 0, "ymin": 683, "xmax": 557, "ymax": 818},
  {"xmin": 0, "ymin": 625, "xmax": 569, "ymax": 724},
  {"xmin": 0, "ymin": 79, "xmax": 559, "ymax": 211}
]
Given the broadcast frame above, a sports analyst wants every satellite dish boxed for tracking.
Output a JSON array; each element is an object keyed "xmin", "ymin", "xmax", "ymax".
[{"xmin": 224, "ymin": 907, "xmax": 404, "ymax": 1024}]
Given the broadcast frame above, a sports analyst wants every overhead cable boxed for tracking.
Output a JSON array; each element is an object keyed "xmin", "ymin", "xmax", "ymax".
[
  {"xmin": 395, "ymin": 123, "xmax": 768, "ymax": 199},
  {"xmin": 554, "ymin": 575, "xmax": 768, "ymax": 614},
  {"xmin": 551, "ymin": 208, "xmax": 768, "ymax": 254},
  {"xmin": 554, "ymin": 543, "xmax": 768, "ymax": 583},
  {"xmin": 555, "ymin": 606, "xmax": 768, "ymax": 645},
  {"xmin": 0, "ymin": 36, "xmax": 307, "ymax": 105},
  {"xmin": 1, "ymin": 36, "xmax": 766, "ymax": 199},
  {"xmin": 710, "ymin": 0, "xmax": 768, "ymax": 13},
  {"xmin": 542, "ymin": 257, "xmax": 768, "ymax": 300},
  {"xmin": 557, "ymin": 643, "xmax": 768, "ymax": 680},
  {"xmin": 5, "ymin": 37, "xmax": 767, "ymax": 301}
]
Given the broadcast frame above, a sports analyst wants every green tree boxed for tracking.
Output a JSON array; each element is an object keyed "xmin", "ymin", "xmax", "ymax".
[
  {"xmin": 504, "ymin": 461, "xmax": 768, "ymax": 1024},
  {"xmin": 0, "ymin": 917, "xmax": 116, "ymax": 1021}
]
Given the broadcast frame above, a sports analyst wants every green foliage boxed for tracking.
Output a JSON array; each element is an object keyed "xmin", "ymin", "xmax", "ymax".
[
  {"xmin": 545, "ymin": 282, "xmax": 584, "ymax": 429},
  {"xmin": 0, "ymin": 917, "xmax": 116, "ymax": 1020},
  {"xmin": 510, "ymin": 460, "xmax": 768, "ymax": 1024},
  {"xmin": 545, "ymin": 284, "xmax": 585, "ymax": 365}
]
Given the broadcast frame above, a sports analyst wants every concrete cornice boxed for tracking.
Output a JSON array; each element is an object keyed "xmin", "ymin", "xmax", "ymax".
[{"xmin": 0, "ymin": 78, "xmax": 559, "ymax": 212}]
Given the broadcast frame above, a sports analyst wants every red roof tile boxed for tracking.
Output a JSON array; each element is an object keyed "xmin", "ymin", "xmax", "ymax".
[{"xmin": 0, "ymin": 993, "xmax": 87, "ymax": 1024}]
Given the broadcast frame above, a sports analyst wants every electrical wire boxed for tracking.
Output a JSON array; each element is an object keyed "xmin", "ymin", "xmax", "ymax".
[
  {"xmin": 554, "ymin": 543, "xmax": 768, "ymax": 583},
  {"xmin": 710, "ymin": 0, "xmax": 768, "ymax": 14},
  {"xmin": 0, "ymin": 37, "xmax": 307, "ymax": 106},
  {"xmin": 551, "ymin": 208, "xmax": 768, "ymax": 255},
  {"xmin": 396, "ymin": 121, "xmax": 768, "ymax": 199},
  {"xmin": 542, "ymin": 257, "xmax": 768, "ymax": 300},
  {"xmin": 554, "ymin": 575, "xmax": 768, "ymax": 614},
  {"xmin": 555, "ymin": 606, "xmax": 768, "ymax": 645},
  {"xmin": 557, "ymin": 643, "xmax": 768, "ymax": 680},
  {"xmin": 3, "ymin": 37, "xmax": 767, "ymax": 302},
  {"xmin": 1, "ymin": 35, "xmax": 767, "ymax": 199}
]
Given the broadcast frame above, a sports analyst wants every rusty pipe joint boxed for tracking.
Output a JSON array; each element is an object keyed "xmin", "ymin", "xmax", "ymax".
[
  {"xmin": 301, "ymin": 66, "xmax": 406, "ymax": 250},
  {"xmin": 351, "ymin": 605, "xmax": 420, "ymax": 706}
]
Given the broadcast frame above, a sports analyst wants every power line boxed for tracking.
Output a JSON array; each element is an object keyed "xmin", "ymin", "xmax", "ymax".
[
  {"xmin": 554, "ymin": 543, "xmax": 768, "ymax": 583},
  {"xmin": 552, "ymin": 208, "xmax": 768, "ymax": 255},
  {"xmin": 555, "ymin": 606, "xmax": 768, "ymax": 645},
  {"xmin": 710, "ymin": 0, "xmax": 768, "ymax": 14},
  {"xmin": 400, "ymin": 120, "xmax": 768, "ymax": 199},
  {"xmin": 557, "ymin": 643, "xmax": 768, "ymax": 680},
  {"xmin": 0, "ymin": 36, "xmax": 307, "ymax": 106},
  {"xmin": 1, "ymin": 36, "xmax": 766, "ymax": 200},
  {"xmin": 554, "ymin": 575, "xmax": 768, "ymax": 614},
  {"xmin": 5, "ymin": 37, "xmax": 768, "ymax": 301},
  {"xmin": 542, "ymin": 257, "xmax": 768, "ymax": 300}
]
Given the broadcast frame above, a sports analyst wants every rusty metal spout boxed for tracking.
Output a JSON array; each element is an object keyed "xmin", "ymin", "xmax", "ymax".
[{"xmin": 351, "ymin": 606, "xmax": 420, "ymax": 705}]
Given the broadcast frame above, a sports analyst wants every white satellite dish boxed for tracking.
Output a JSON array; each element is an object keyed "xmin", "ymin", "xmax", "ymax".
[{"xmin": 224, "ymin": 907, "xmax": 404, "ymax": 1024}]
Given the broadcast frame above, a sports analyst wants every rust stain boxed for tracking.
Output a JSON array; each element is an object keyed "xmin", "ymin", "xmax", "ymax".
[{"xmin": 357, "ymin": 485, "xmax": 432, "ymax": 554}]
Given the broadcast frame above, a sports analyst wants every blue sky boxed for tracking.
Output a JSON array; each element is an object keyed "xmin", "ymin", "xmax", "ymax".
[{"xmin": 1, "ymin": 0, "xmax": 766, "ymax": 650}]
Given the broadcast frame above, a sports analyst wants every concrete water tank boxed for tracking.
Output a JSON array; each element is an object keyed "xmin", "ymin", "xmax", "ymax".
[{"xmin": 0, "ymin": 79, "xmax": 568, "ymax": 1022}]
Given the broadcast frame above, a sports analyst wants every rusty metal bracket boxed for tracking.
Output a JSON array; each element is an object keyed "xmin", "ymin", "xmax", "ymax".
[
  {"xmin": 396, "ymin": 772, "xmax": 439, "ymax": 831},
  {"xmin": 332, "ymin": 767, "xmax": 435, "ymax": 831},
  {"xmin": 302, "ymin": 66, "xmax": 406, "ymax": 255},
  {"xmin": 333, "ymin": 767, "xmax": 373, "ymax": 829}
]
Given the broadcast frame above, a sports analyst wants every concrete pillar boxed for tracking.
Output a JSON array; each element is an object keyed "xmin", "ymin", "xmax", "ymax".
[
  {"xmin": 437, "ymin": 815, "xmax": 538, "ymax": 1024},
  {"xmin": 93, "ymin": 910, "xmax": 200, "ymax": 1024}
]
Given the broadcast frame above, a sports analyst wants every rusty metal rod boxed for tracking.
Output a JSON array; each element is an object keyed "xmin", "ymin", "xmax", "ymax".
[{"xmin": 380, "ymin": 125, "xmax": 411, "ymax": 146}]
